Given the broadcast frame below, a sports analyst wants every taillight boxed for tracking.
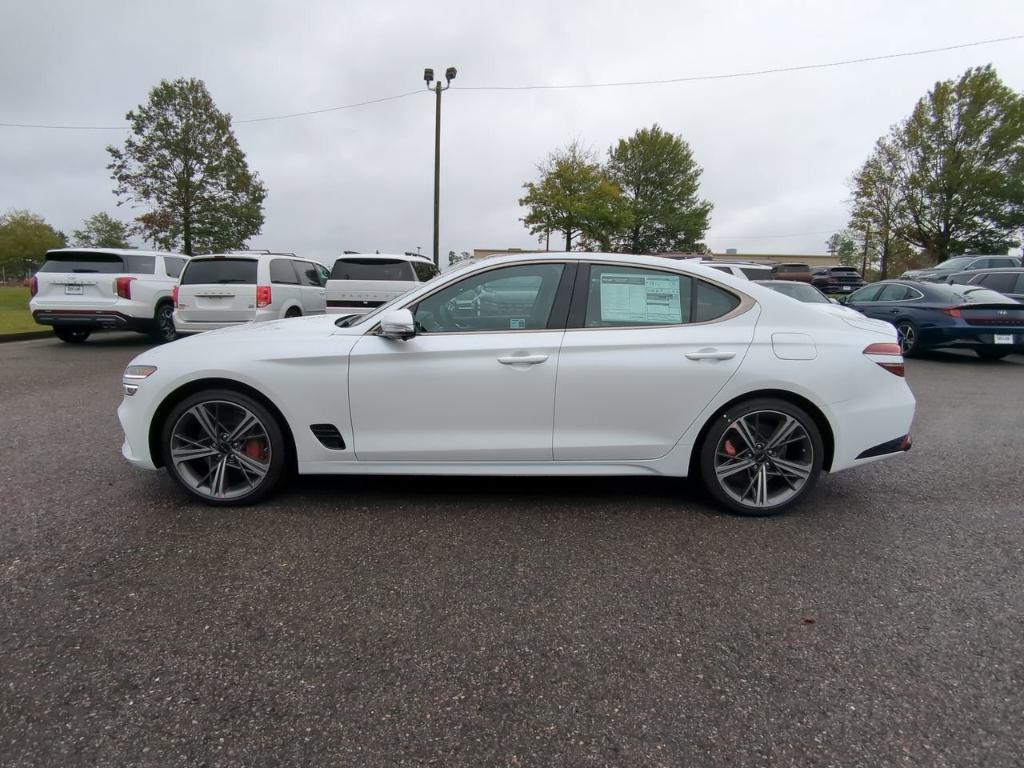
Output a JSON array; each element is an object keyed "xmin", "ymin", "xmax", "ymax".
[
  {"xmin": 942, "ymin": 307, "xmax": 963, "ymax": 319},
  {"xmin": 256, "ymin": 285, "xmax": 272, "ymax": 308},
  {"xmin": 863, "ymin": 342, "xmax": 905, "ymax": 377},
  {"xmin": 172, "ymin": 286, "xmax": 179, "ymax": 308},
  {"xmin": 29, "ymin": 276, "xmax": 38, "ymax": 297},
  {"xmin": 115, "ymin": 276, "xmax": 136, "ymax": 300}
]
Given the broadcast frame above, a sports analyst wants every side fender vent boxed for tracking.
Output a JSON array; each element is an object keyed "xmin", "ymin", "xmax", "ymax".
[{"xmin": 310, "ymin": 424, "xmax": 346, "ymax": 450}]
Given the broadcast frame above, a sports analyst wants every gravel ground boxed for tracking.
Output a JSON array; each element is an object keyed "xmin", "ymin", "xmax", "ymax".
[{"xmin": 1, "ymin": 333, "xmax": 1022, "ymax": 767}]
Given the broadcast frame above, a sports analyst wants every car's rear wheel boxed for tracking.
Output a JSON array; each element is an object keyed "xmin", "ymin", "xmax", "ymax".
[
  {"xmin": 975, "ymin": 348, "xmax": 1010, "ymax": 361},
  {"xmin": 895, "ymin": 320, "xmax": 919, "ymax": 356},
  {"xmin": 53, "ymin": 326, "xmax": 91, "ymax": 344},
  {"xmin": 699, "ymin": 398, "xmax": 824, "ymax": 516},
  {"xmin": 284, "ymin": 307, "xmax": 302, "ymax": 319},
  {"xmin": 161, "ymin": 390, "xmax": 287, "ymax": 506},
  {"xmin": 150, "ymin": 302, "xmax": 177, "ymax": 343}
]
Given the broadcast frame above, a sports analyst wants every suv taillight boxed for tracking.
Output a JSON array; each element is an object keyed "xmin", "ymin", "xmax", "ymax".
[
  {"xmin": 29, "ymin": 276, "xmax": 38, "ymax": 297},
  {"xmin": 863, "ymin": 342, "xmax": 905, "ymax": 377},
  {"xmin": 256, "ymin": 285, "xmax": 272, "ymax": 308},
  {"xmin": 115, "ymin": 276, "xmax": 136, "ymax": 300},
  {"xmin": 172, "ymin": 286, "xmax": 179, "ymax": 308}
]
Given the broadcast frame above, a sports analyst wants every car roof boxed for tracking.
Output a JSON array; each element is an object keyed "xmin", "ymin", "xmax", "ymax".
[
  {"xmin": 963, "ymin": 267, "xmax": 1024, "ymax": 274},
  {"xmin": 707, "ymin": 261, "xmax": 771, "ymax": 269},
  {"xmin": 46, "ymin": 247, "xmax": 185, "ymax": 257}
]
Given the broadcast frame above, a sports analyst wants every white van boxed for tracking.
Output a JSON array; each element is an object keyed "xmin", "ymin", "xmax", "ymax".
[
  {"xmin": 325, "ymin": 253, "xmax": 440, "ymax": 315},
  {"xmin": 173, "ymin": 251, "xmax": 330, "ymax": 334}
]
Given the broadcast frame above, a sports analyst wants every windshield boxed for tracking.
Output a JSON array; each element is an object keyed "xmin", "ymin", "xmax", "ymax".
[
  {"xmin": 766, "ymin": 282, "xmax": 830, "ymax": 304},
  {"xmin": 330, "ymin": 258, "xmax": 415, "ymax": 281},
  {"xmin": 180, "ymin": 258, "xmax": 258, "ymax": 285},
  {"xmin": 934, "ymin": 256, "xmax": 974, "ymax": 270}
]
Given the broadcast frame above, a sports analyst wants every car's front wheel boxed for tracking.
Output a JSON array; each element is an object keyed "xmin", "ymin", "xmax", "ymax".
[
  {"xmin": 53, "ymin": 325, "xmax": 91, "ymax": 344},
  {"xmin": 699, "ymin": 398, "xmax": 824, "ymax": 516},
  {"xmin": 161, "ymin": 389, "xmax": 288, "ymax": 506}
]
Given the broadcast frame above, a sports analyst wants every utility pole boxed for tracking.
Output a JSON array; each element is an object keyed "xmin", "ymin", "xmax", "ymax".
[{"xmin": 424, "ymin": 66, "xmax": 457, "ymax": 268}]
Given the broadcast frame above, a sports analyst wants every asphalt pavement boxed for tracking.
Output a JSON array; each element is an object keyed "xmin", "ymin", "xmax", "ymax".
[{"xmin": 1, "ymin": 333, "xmax": 1022, "ymax": 767}]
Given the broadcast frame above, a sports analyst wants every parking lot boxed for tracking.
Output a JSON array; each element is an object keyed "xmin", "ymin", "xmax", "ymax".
[{"xmin": 1, "ymin": 334, "xmax": 1021, "ymax": 767}]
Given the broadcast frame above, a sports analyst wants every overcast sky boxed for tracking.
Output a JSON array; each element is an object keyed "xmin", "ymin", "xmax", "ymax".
[{"xmin": 1, "ymin": 0, "xmax": 1022, "ymax": 262}]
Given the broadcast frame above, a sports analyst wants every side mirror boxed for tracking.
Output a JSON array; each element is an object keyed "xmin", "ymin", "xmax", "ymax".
[{"xmin": 379, "ymin": 308, "xmax": 415, "ymax": 340}]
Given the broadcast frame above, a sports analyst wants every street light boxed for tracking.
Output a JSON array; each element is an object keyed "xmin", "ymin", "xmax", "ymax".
[{"xmin": 424, "ymin": 66, "xmax": 456, "ymax": 268}]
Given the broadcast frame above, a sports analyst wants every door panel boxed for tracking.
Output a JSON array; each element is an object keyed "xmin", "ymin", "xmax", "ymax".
[
  {"xmin": 553, "ymin": 311, "xmax": 758, "ymax": 460},
  {"xmin": 348, "ymin": 332, "xmax": 563, "ymax": 461}
]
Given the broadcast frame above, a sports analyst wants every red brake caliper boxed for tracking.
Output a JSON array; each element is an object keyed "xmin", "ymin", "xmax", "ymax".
[
  {"xmin": 244, "ymin": 439, "xmax": 266, "ymax": 461},
  {"xmin": 723, "ymin": 439, "xmax": 737, "ymax": 457}
]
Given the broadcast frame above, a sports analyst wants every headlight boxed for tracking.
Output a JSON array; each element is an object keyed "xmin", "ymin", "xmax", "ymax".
[{"xmin": 122, "ymin": 365, "xmax": 157, "ymax": 396}]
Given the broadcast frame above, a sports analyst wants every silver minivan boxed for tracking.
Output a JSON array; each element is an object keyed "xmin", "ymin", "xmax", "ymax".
[{"xmin": 173, "ymin": 251, "xmax": 330, "ymax": 334}]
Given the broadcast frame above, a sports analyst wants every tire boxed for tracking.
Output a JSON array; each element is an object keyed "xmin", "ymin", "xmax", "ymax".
[
  {"xmin": 895, "ymin": 320, "xmax": 920, "ymax": 357},
  {"xmin": 975, "ymin": 348, "xmax": 1010, "ymax": 361},
  {"xmin": 161, "ymin": 389, "xmax": 288, "ymax": 506},
  {"xmin": 284, "ymin": 307, "xmax": 302, "ymax": 319},
  {"xmin": 150, "ymin": 302, "xmax": 177, "ymax": 343},
  {"xmin": 698, "ymin": 398, "xmax": 824, "ymax": 517},
  {"xmin": 53, "ymin": 326, "xmax": 91, "ymax": 344}
]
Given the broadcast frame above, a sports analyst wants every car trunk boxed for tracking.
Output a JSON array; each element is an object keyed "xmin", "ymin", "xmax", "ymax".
[
  {"xmin": 176, "ymin": 257, "xmax": 259, "ymax": 323},
  {"xmin": 959, "ymin": 303, "xmax": 1024, "ymax": 328},
  {"xmin": 326, "ymin": 258, "xmax": 418, "ymax": 310}
]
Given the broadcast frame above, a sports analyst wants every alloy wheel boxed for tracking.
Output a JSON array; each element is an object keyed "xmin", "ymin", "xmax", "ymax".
[
  {"xmin": 168, "ymin": 400, "xmax": 272, "ymax": 500},
  {"xmin": 155, "ymin": 304, "xmax": 176, "ymax": 342},
  {"xmin": 896, "ymin": 323, "xmax": 916, "ymax": 355},
  {"xmin": 713, "ymin": 410, "xmax": 815, "ymax": 509}
]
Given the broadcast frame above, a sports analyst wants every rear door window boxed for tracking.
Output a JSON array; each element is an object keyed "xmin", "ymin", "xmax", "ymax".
[
  {"xmin": 180, "ymin": 258, "xmax": 258, "ymax": 285},
  {"xmin": 270, "ymin": 258, "xmax": 300, "ymax": 285},
  {"xmin": 849, "ymin": 285, "xmax": 883, "ymax": 302},
  {"xmin": 878, "ymin": 284, "xmax": 917, "ymax": 301},
  {"xmin": 584, "ymin": 265, "xmax": 693, "ymax": 327},
  {"xmin": 695, "ymin": 280, "xmax": 741, "ymax": 321},
  {"xmin": 331, "ymin": 258, "xmax": 416, "ymax": 281}
]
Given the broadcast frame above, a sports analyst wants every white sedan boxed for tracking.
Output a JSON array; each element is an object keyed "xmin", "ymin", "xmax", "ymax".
[{"xmin": 118, "ymin": 253, "xmax": 915, "ymax": 516}]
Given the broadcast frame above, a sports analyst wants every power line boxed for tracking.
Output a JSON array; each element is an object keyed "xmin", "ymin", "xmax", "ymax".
[
  {"xmin": 1, "ymin": 33, "xmax": 1020, "ymax": 130},
  {"xmin": 717, "ymin": 229, "xmax": 840, "ymax": 240},
  {"xmin": 0, "ymin": 89, "xmax": 425, "ymax": 131},
  {"xmin": 455, "ymin": 34, "xmax": 1024, "ymax": 91}
]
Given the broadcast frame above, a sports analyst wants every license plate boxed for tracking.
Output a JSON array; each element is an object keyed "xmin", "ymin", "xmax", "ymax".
[
  {"xmin": 842, "ymin": 286, "xmax": 852, "ymax": 291},
  {"xmin": 994, "ymin": 334, "xmax": 1013, "ymax": 344},
  {"xmin": 64, "ymin": 284, "xmax": 83, "ymax": 295}
]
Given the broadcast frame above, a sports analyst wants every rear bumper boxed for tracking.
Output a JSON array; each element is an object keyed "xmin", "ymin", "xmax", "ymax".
[
  {"xmin": 173, "ymin": 309, "xmax": 277, "ymax": 334},
  {"xmin": 32, "ymin": 308, "xmax": 152, "ymax": 331},
  {"xmin": 922, "ymin": 328, "xmax": 1024, "ymax": 350}
]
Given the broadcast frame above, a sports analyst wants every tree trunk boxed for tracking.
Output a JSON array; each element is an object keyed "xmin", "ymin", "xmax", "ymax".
[
  {"xmin": 564, "ymin": 228, "xmax": 572, "ymax": 251},
  {"xmin": 182, "ymin": 205, "xmax": 192, "ymax": 255}
]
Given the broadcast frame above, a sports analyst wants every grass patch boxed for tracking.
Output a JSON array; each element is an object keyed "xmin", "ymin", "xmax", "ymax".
[{"xmin": 0, "ymin": 286, "xmax": 40, "ymax": 334}]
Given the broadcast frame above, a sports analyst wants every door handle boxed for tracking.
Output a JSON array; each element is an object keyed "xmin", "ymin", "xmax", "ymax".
[
  {"xmin": 497, "ymin": 354, "xmax": 549, "ymax": 365},
  {"xmin": 685, "ymin": 348, "xmax": 736, "ymax": 361}
]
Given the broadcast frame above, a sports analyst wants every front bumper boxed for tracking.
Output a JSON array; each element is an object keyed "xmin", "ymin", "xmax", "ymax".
[{"xmin": 118, "ymin": 397, "xmax": 158, "ymax": 470}]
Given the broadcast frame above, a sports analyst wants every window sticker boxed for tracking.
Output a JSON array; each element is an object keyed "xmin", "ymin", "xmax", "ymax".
[
  {"xmin": 509, "ymin": 318, "xmax": 526, "ymax": 329},
  {"xmin": 599, "ymin": 273, "xmax": 681, "ymax": 323}
]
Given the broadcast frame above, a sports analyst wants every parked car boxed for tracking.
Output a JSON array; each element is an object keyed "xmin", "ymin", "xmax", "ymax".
[
  {"xmin": 843, "ymin": 280, "xmax": 1024, "ymax": 359},
  {"xmin": 769, "ymin": 263, "xmax": 812, "ymax": 282},
  {"xmin": 811, "ymin": 265, "xmax": 866, "ymax": 294},
  {"xmin": 118, "ymin": 253, "xmax": 915, "ymax": 517},
  {"xmin": 952, "ymin": 267, "xmax": 1024, "ymax": 299},
  {"xmin": 325, "ymin": 253, "xmax": 440, "ymax": 316},
  {"xmin": 703, "ymin": 262, "xmax": 773, "ymax": 280},
  {"xmin": 29, "ymin": 248, "xmax": 187, "ymax": 343},
  {"xmin": 173, "ymin": 251, "xmax": 330, "ymax": 335},
  {"xmin": 900, "ymin": 254, "xmax": 1021, "ymax": 283},
  {"xmin": 756, "ymin": 280, "xmax": 874, "ymax": 321}
]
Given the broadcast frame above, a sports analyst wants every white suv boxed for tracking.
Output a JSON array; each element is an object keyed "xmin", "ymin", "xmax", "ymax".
[
  {"xmin": 173, "ymin": 251, "xmax": 330, "ymax": 334},
  {"xmin": 29, "ymin": 248, "xmax": 187, "ymax": 343},
  {"xmin": 325, "ymin": 253, "xmax": 439, "ymax": 315}
]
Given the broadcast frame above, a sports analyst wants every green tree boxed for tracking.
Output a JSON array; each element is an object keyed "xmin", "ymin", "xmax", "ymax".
[
  {"xmin": 606, "ymin": 124, "xmax": 712, "ymax": 254},
  {"xmin": 855, "ymin": 65, "xmax": 1024, "ymax": 263},
  {"xmin": 0, "ymin": 209, "xmax": 66, "ymax": 279},
  {"xmin": 107, "ymin": 78, "xmax": 267, "ymax": 255},
  {"xmin": 826, "ymin": 230, "xmax": 858, "ymax": 267},
  {"xmin": 519, "ymin": 140, "xmax": 629, "ymax": 251},
  {"xmin": 72, "ymin": 212, "xmax": 132, "ymax": 248}
]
